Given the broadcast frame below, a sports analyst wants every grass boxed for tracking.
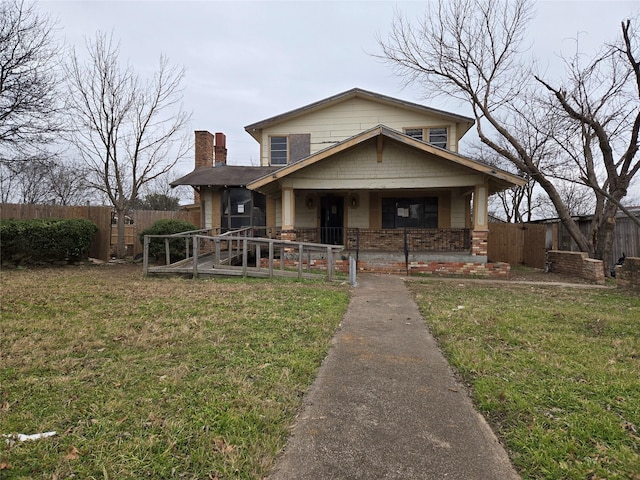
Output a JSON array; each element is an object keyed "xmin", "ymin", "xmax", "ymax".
[
  {"xmin": 0, "ymin": 265, "xmax": 350, "ymax": 479},
  {"xmin": 408, "ymin": 281, "xmax": 640, "ymax": 479}
]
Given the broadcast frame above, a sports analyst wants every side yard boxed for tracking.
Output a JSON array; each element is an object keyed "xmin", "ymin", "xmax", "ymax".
[
  {"xmin": 408, "ymin": 280, "xmax": 640, "ymax": 479},
  {"xmin": 0, "ymin": 266, "xmax": 350, "ymax": 479}
]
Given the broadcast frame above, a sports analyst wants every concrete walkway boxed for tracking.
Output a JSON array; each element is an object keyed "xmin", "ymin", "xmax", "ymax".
[{"xmin": 268, "ymin": 274, "xmax": 520, "ymax": 480}]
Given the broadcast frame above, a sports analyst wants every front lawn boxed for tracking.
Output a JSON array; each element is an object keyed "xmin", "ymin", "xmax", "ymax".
[
  {"xmin": 0, "ymin": 266, "xmax": 350, "ymax": 479},
  {"xmin": 408, "ymin": 281, "xmax": 640, "ymax": 479}
]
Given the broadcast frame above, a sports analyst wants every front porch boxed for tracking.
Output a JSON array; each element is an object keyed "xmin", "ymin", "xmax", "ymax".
[{"xmin": 271, "ymin": 227, "xmax": 508, "ymax": 277}]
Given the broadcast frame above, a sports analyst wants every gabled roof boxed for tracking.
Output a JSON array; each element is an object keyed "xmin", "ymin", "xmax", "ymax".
[
  {"xmin": 244, "ymin": 88, "xmax": 475, "ymax": 142},
  {"xmin": 247, "ymin": 125, "xmax": 525, "ymax": 192},
  {"xmin": 170, "ymin": 165, "xmax": 281, "ymax": 188}
]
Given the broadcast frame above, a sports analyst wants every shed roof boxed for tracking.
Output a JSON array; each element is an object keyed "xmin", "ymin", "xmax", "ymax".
[{"xmin": 170, "ymin": 165, "xmax": 281, "ymax": 188}]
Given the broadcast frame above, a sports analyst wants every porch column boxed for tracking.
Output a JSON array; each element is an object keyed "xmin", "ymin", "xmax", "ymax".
[
  {"xmin": 281, "ymin": 187, "xmax": 296, "ymax": 241},
  {"xmin": 471, "ymin": 184, "xmax": 489, "ymax": 258}
]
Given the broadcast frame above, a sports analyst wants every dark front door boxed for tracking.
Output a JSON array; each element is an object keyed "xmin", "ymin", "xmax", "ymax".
[{"xmin": 321, "ymin": 196, "xmax": 344, "ymax": 245}]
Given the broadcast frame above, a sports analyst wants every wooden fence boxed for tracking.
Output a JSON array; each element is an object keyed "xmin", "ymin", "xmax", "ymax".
[
  {"xmin": 488, "ymin": 223, "xmax": 547, "ymax": 269},
  {"xmin": 1, "ymin": 203, "xmax": 192, "ymax": 261}
]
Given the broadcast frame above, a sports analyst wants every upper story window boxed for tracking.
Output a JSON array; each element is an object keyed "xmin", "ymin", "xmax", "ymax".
[
  {"xmin": 428, "ymin": 128, "xmax": 448, "ymax": 149},
  {"xmin": 270, "ymin": 136, "xmax": 288, "ymax": 165},
  {"xmin": 404, "ymin": 127, "xmax": 448, "ymax": 150},
  {"xmin": 405, "ymin": 128, "xmax": 423, "ymax": 141}
]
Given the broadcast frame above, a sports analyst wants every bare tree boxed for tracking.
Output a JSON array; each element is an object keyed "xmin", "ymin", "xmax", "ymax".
[
  {"xmin": 47, "ymin": 159, "xmax": 94, "ymax": 205},
  {"xmin": 0, "ymin": 0, "xmax": 63, "ymax": 161},
  {"xmin": 65, "ymin": 32, "xmax": 190, "ymax": 257},
  {"xmin": 535, "ymin": 19, "xmax": 640, "ymax": 266},
  {"xmin": 377, "ymin": 0, "xmax": 640, "ymax": 272}
]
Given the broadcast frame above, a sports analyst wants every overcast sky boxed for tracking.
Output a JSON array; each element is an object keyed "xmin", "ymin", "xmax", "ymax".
[{"xmin": 38, "ymin": 0, "xmax": 640, "ymax": 196}]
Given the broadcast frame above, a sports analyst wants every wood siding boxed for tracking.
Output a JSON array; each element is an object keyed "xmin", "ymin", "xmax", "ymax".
[
  {"xmin": 281, "ymin": 139, "xmax": 483, "ymax": 190},
  {"xmin": 259, "ymin": 97, "xmax": 463, "ymax": 165}
]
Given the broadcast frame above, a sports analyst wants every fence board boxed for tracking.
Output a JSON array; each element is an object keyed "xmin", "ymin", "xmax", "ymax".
[
  {"xmin": 488, "ymin": 223, "xmax": 546, "ymax": 269},
  {"xmin": 1, "ymin": 204, "xmax": 192, "ymax": 261},
  {"xmin": 1, "ymin": 203, "xmax": 112, "ymax": 260}
]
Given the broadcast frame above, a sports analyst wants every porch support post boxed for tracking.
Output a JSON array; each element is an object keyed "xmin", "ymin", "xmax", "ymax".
[
  {"xmin": 281, "ymin": 187, "xmax": 296, "ymax": 241},
  {"xmin": 472, "ymin": 184, "xmax": 489, "ymax": 258}
]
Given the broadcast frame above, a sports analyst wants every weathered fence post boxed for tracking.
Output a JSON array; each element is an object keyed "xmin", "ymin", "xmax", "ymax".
[
  {"xmin": 165, "ymin": 238, "xmax": 171, "ymax": 266},
  {"xmin": 143, "ymin": 236, "xmax": 150, "ymax": 277},
  {"xmin": 268, "ymin": 240, "xmax": 274, "ymax": 277},
  {"xmin": 192, "ymin": 235, "xmax": 199, "ymax": 279},
  {"xmin": 214, "ymin": 238, "xmax": 221, "ymax": 267},
  {"xmin": 242, "ymin": 237, "xmax": 248, "ymax": 277},
  {"xmin": 298, "ymin": 243, "xmax": 304, "ymax": 279},
  {"xmin": 327, "ymin": 246, "xmax": 334, "ymax": 282}
]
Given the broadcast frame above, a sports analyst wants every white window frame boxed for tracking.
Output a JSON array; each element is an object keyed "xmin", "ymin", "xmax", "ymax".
[
  {"xmin": 404, "ymin": 127, "xmax": 448, "ymax": 150},
  {"xmin": 270, "ymin": 135, "xmax": 288, "ymax": 165}
]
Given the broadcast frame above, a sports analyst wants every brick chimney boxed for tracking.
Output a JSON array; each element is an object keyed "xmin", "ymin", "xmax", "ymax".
[
  {"xmin": 194, "ymin": 130, "xmax": 214, "ymax": 169},
  {"xmin": 193, "ymin": 131, "xmax": 227, "ymax": 204},
  {"xmin": 214, "ymin": 132, "xmax": 227, "ymax": 166}
]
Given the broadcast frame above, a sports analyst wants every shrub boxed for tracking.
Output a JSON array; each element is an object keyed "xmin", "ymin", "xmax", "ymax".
[
  {"xmin": 138, "ymin": 218, "xmax": 197, "ymax": 263},
  {"xmin": 0, "ymin": 218, "xmax": 98, "ymax": 265}
]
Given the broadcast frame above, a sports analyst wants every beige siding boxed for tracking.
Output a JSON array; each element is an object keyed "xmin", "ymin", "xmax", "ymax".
[
  {"xmin": 347, "ymin": 193, "xmax": 369, "ymax": 228},
  {"xmin": 259, "ymin": 97, "xmax": 461, "ymax": 166},
  {"xmin": 275, "ymin": 199, "xmax": 282, "ymax": 227},
  {"xmin": 203, "ymin": 190, "xmax": 213, "ymax": 229},
  {"xmin": 450, "ymin": 189, "xmax": 469, "ymax": 228},
  {"xmin": 294, "ymin": 192, "xmax": 317, "ymax": 228},
  {"xmin": 281, "ymin": 140, "xmax": 483, "ymax": 190}
]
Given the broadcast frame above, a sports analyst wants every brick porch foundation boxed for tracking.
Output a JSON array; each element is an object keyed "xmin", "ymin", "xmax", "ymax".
[{"xmin": 261, "ymin": 258, "xmax": 511, "ymax": 278}]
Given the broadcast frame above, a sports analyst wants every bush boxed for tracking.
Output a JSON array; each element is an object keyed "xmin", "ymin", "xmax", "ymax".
[
  {"xmin": 0, "ymin": 218, "xmax": 98, "ymax": 265},
  {"xmin": 138, "ymin": 219, "xmax": 197, "ymax": 263}
]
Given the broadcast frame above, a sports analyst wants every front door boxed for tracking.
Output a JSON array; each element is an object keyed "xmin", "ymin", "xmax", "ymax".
[{"xmin": 321, "ymin": 196, "xmax": 344, "ymax": 245}]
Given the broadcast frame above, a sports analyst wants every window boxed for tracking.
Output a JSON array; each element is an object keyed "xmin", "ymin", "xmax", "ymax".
[
  {"xmin": 270, "ymin": 136, "xmax": 288, "ymax": 165},
  {"xmin": 405, "ymin": 128, "xmax": 423, "ymax": 141},
  {"xmin": 382, "ymin": 197, "xmax": 438, "ymax": 229},
  {"xmin": 404, "ymin": 127, "xmax": 448, "ymax": 149},
  {"xmin": 428, "ymin": 128, "xmax": 448, "ymax": 149},
  {"xmin": 221, "ymin": 188, "xmax": 267, "ymax": 231}
]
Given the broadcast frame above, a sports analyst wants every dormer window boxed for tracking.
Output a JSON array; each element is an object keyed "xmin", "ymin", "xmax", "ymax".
[
  {"xmin": 428, "ymin": 128, "xmax": 447, "ymax": 149},
  {"xmin": 270, "ymin": 136, "xmax": 288, "ymax": 165},
  {"xmin": 405, "ymin": 127, "xmax": 448, "ymax": 150}
]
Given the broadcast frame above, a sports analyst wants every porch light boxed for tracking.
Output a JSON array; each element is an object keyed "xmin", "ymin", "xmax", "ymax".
[
  {"xmin": 306, "ymin": 196, "xmax": 314, "ymax": 209},
  {"xmin": 350, "ymin": 195, "xmax": 359, "ymax": 208}
]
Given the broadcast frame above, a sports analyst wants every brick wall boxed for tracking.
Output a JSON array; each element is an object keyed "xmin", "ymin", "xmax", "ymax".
[
  {"xmin": 547, "ymin": 250, "xmax": 605, "ymax": 284},
  {"xmin": 616, "ymin": 257, "xmax": 640, "ymax": 292},
  {"xmin": 345, "ymin": 259, "xmax": 510, "ymax": 277},
  {"xmin": 261, "ymin": 257, "xmax": 510, "ymax": 278},
  {"xmin": 345, "ymin": 228, "xmax": 470, "ymax": 252}
]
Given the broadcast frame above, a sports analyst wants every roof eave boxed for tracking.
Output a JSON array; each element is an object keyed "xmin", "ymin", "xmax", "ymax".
[{"xmin": 247, "ymin": 125, "xmax": 525, "ymax": 191}]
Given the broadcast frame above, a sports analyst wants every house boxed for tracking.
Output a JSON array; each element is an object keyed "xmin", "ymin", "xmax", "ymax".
[{"xmin": 171, "ymin": 88, "xmax": 525, "ymax": 276}]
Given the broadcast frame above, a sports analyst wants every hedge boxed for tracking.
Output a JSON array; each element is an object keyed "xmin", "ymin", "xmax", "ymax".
[
  {"xmin": 138, "ymin": 218, "xmax": 197, "ymax": 263},
  {"xmin": 0, "ymin": 218, "xmax": 98, "ymax": 265}
]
